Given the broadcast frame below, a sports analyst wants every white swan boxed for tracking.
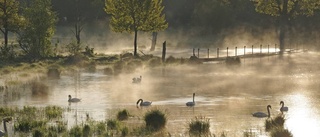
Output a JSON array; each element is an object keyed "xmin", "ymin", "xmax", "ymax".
[
  {"xmin": 280, "ymin": 101, "xmax": 288, "ymax": 112},
  {"xmin": 132, "ymin": 76, "xmax": 142, "ymax": 83},
  {"xmin": 136, "ymin": 99, "xmax": 152, "ymax": 106},
  {"xmin": 68, "ymin": 95, "xmax": 81, "ymax": 102},
  {"xmin": 252, "ymin": 105, "xmax": 272, "ymax": 118},
  {"xmin": 0, "ymin": 117, "xmax": 12, "ymax": 137},
  {"xmin": 186, "ymin": 93, "xmax": 196, "ymax": 107}
]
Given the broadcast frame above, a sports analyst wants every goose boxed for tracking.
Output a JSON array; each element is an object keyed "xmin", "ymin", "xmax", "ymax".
[
  {"xmin": 280, "ymin": 101, "xmax": 288, "ymax": 112},
  {"xmin": 186, "ymin": 93, "xmax": 196, "ymax": 107},
  {"xmin": 132, "ymin": 76, "xmax": 142, "ymax": 83},
  {"xmin": 252, "ymin": 105, "xmax": 272, "ymax": 118},
  {"xmin": 136, "ymin": 99, "xmax": 152, "ymax": 106},
  {"xmin": 68, "ymin": 95, "xmax": 81, "ymax": 102},
  {"xmin": 0, "ymin": 117, "xmax": 12, "ymax": 137}
]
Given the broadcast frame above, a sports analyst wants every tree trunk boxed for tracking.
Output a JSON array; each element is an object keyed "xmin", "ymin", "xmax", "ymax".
[
  {"xmin": 150, "ymin": 32, "xmax": 157, "ymax": 51},
  {"xmin": 134, "ymin": 30, "xmax": 138, "ymax": 56}
]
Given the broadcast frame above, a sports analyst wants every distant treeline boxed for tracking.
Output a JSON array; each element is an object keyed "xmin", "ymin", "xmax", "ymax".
[{"xmin": 50, "ymin": 0, "xmax": 320, "ymax": 35}]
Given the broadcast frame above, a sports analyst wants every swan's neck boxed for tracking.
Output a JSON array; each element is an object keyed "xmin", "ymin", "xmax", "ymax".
[
  {"xmin": 281, "ymin": 103, "xmax": 284, "ymax": 108},
  {"xmin": 3, "ymin": 120, "xmax": 7, "ymax": 133},
  {"xmin": 192, "ymin": 95, "xmax": 195, "ymax": 102},
  {"xmin": 267, "ymin": 107, "xmax": 270, "ymax": 117}
]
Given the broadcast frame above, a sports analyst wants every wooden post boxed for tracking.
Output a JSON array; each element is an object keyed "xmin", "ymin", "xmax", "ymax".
[
  {"xmin": 217, "ymin": 48, "xmax": 219, "ymax": 58},
  {"xmin": 235, "ymin": 47, "xmax": 237, "ymax": 56},
  {"xmin": 260, "ymin": 44, "xmax": 262, "ymax": 54},
  {"xmin": 244, "ymin": 46, "xmax": 246, "ymax": 56},
  {"xmin": 227, "ymin": 47, "xmax": 229, "ymax": 57},
  {"xmin": 162, "ymin": 41, "xmax": 166, "ymax": 63},
  {"xmin": 207, "ymin": 49, "xmax": 209, "ymax": 58},
  {"xmin": 252, "ymin": 45, "xmax": 253, "ymax": 55},
  {"xmin": 193, "ymin": 48, "xmax": 195, "ymax": 56},
  {"xmin": 198, "ymin": 48, "xmax": 200, "ymax": 58},
  {"xmin": 268, "ymin": 45, "xmax": 269, "ymax": 55}
]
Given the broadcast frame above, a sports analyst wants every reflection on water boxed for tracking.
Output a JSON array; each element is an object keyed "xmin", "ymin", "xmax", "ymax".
[{"xmin": 2, "ymin": 52, "xmax": 320, "ymax": 136}]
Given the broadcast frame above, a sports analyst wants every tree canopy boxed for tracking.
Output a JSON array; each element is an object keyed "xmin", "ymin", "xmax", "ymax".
[
  {"xmin": 18, "ymin": 0, "xmax": 57, "ymax": 59},
  {"xmin": 253, "ymin": 0, "xmax": 320, "ymax": 53},
  {"xmin": 105, "ymin": 0, "xmax": 168, "ymax": 56}
]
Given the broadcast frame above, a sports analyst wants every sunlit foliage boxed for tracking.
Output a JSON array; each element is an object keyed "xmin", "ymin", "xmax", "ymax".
[{"xmin": 105, "ymin": 0, "xmax": 168, "ymax": 56}]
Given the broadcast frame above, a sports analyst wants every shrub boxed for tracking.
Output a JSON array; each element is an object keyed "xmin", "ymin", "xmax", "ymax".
[
  {"xmin": 144, "ymin": 109, "xmax": 167, "ymax": 131},
  {"xmin": 147, "ymin": 57, "xmax": 162, "ymax": 68},
  {"xmin": 265, "ymin": 115, "xmax": 285, "ymax": 131},
  {"xmin": 117, "ymin": 109, "xmax": 129, "ymax": 121},
  {"xmin": 270, "ymin": 128, "xmax": 293, "ymax": 137},
  {"xmin": 69, "ymin": 125, "xmax": 82, "ymax": 137},
  {"xmin": 188, "ymin": 116, "xmax": 210, "ymax": 136},
  {"xmin": 107, "ymin": 119, "xmax": 119, "ymax": 130}
]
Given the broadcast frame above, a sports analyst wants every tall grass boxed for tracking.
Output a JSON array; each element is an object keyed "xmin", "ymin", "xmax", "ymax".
[
  {"xmin": 188, "ymin": 116, "xmax": 210, "ymax": 136},
  {"xmin": 117, "ymin": 109, "xmax": 130, "ymax": 121},
  {"xmin": 144, "ymin": 109, "xmax": 167, "ymax": 131}
]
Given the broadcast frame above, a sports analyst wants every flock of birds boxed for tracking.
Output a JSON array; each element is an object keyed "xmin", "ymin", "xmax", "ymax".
[{"xmin": 67, "ymin": 75, "xmax": 288, "ymax": 120}]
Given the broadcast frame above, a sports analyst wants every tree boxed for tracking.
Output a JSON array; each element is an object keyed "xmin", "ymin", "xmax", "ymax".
[
  {"xmin": 253, "ymin": 0, "xmax": 320, "ymax": 54},
  {"xmin": 0, "ymin": 0, "xmax": 22, "ymax": 58},
  {"xmin": 105, "ymin": 0, "xmax": 168, "ymax": 56},
  {"xmin": 18, "ymin": 0, "xmax": 57, "ymax": 59}
]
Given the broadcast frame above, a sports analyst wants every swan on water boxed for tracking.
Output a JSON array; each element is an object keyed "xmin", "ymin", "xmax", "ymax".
[
  {"xmin": 68, "ymin": 95, "xmax": 81, "ymax": 102},
  {"xmin": 186, "ymin": 93, "xmax": 196, "ymax": 107},
  {"xmin": 280, "ymin": 101, "xmax": 289, "ymax": 112},
  {"xmin": 252, "ymin": 105, "xmax": 272, "ymax": 118},
  {"xmin": 132, "ymin": 76, "xmax": 142, "ymax": 83},
  {"xmin": 136, "ymin": 99, "xmax": 152, "ymax": 106}
]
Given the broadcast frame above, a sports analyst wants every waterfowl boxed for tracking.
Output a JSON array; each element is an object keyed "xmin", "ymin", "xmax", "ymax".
[
  {"xmin": 252, "ymin": 105, "xmax": 272, "ymax": 118},
  {"xmin": 68, "ymin": 95, "xmax": 81, "ymax": 102},
  {"xmin": 136, "ymin": 99, "xmax": 152, "ymax": 106},
  {"xmin": 132, "ymin": 76, "xmax": 142, "ymax": 83},
  {"xmin": 280, "ymin": 101, "xmax": 288, "ymax": 112},
  {"xmin": 186, "ymin": 93, "xmax": 196, "ymax": 107}
]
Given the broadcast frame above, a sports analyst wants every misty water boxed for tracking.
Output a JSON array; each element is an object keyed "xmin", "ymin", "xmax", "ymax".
[{"xmin": 1, "ymin": 51, "xmax": 320, "ymax": 137}]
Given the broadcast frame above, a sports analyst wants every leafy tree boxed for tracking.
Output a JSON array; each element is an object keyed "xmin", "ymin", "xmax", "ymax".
[
  {"xmin": 18, "ymin": 0, "xmax": 57, "ymax": 59},
  {"xmin": 0, "ymin": 0, "xmax": 22, "ymax": 59},
  {"xmin": 105, "ymin": 0, "xmax": 168, "ymax": 56},
  {"xmin": 253, "ymin": 0, "xmax": 320, "ymax": 53}
]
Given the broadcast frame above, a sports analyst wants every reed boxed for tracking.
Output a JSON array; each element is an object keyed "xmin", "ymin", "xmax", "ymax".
[
  {"xmin": 117, "ymin": 109, "xmax": 130, "ymax": 121},
  {"xmin": 188, "ymin": 116, "xmax": 210, "ymax": 136},
  {"xmin": 144, "ymin": 109, "xmax": 167, "ymax": 131}
]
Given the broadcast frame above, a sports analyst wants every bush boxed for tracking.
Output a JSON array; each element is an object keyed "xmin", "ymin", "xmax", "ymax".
[
  {"xmin": 147, "ymin": 57, "xmax": 162, "ymax": 68},
  {"xmin": 188, "ymin": 116, "xmax": 210, "ymax": 136},
  {"xmin": 144, "ymin": 109, "xmax": 167, "ymax": 131},
  {"xmin": 107, "ymin": 119, "xmax": 119, "ymax": 130},
  {"xmin": 265, "ymin": 115, "xmax": 285, "ymax": 131},
  {"xmin": 270, "ymin": 128, "xmax": 293, "ymax": 137},
  {"xmin": 117, "ymin": 109, "xmax": 129, "ymax": 121}
]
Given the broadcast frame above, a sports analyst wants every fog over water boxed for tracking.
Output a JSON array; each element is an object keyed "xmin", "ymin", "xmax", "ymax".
[{"xmin": 1, "ymin": 50, "xmax": 320, "ymax": 136}]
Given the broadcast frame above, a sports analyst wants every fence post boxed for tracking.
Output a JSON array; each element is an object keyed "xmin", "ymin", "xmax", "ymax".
[
  {"xmin": 252, "ymin": 45, "xmax": 253, "ymax": 55},
  {"xmin": 217, "ymin": 48, "xmax": 219, "ymax": 58},
  {"xmin": 207, "ymin": 49, "xmax": 209, "ymax": 58},
  {"xmin": 227, "ymin": 47, "xmax": 229, "ymax": 57},
  {"xmin": 268, "ymin": 45, "xmax": 269, "ymax": 55},
  {"xmin": 198, "ymin": 48, "xmax": 200, "ymax": 58},
  {"xmin": 235, "ymin": 47, "xmax": 237, "ymax": 56},
  {"xmin": 260, "ymin": 44, "xmax": 262, "ymax": 54},
  {"xmin": 244, "ymin": 46, "xmax": 246, "ymax": 56},
  {"xmin": 162, "ymin": 41, "xmax": 166, "ymax": 63}
]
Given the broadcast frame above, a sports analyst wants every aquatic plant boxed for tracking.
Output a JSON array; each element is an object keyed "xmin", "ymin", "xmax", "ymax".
[
  {"xmin": 117, "ymin": 109, "xmax": 130, "ymax": 121},
  {"xmin": 270, "ymin": 128, "xmax": 293, "ymax": 137},
  {"xmin": 95, "ymin": 121, "xmax": 107, "ymax": 135},
  {"xmin": 107, "ymin": 119, "xmax": 120, "ymax": 130},
  {"xmin": 121, "ymin": 126, "xmax": 129, "ymax": 137},
  {"xmin": 0, "ymin": 107, "xmax": 16, "ymax": 118},
  {"xmin": 188, "ymin": 116, "xmax": 210, "ymax": 136},
  {"xmin": 45, "ymin": 105, "xmax": 63, "ymax": 120},
  {"xmin": 82, "ymin": 124, "xmax": 91, "ymax": 137},
  {"xmin": 69, "ymin": 125, "xmax": 83, "ymax": 137},
  {"xmin": 265, "ymin": 114, "xmax": 285, "ymax": 131},
  {"xmin": 144, "ymin": 109, "xmax": 167, "ymax": 131}
]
